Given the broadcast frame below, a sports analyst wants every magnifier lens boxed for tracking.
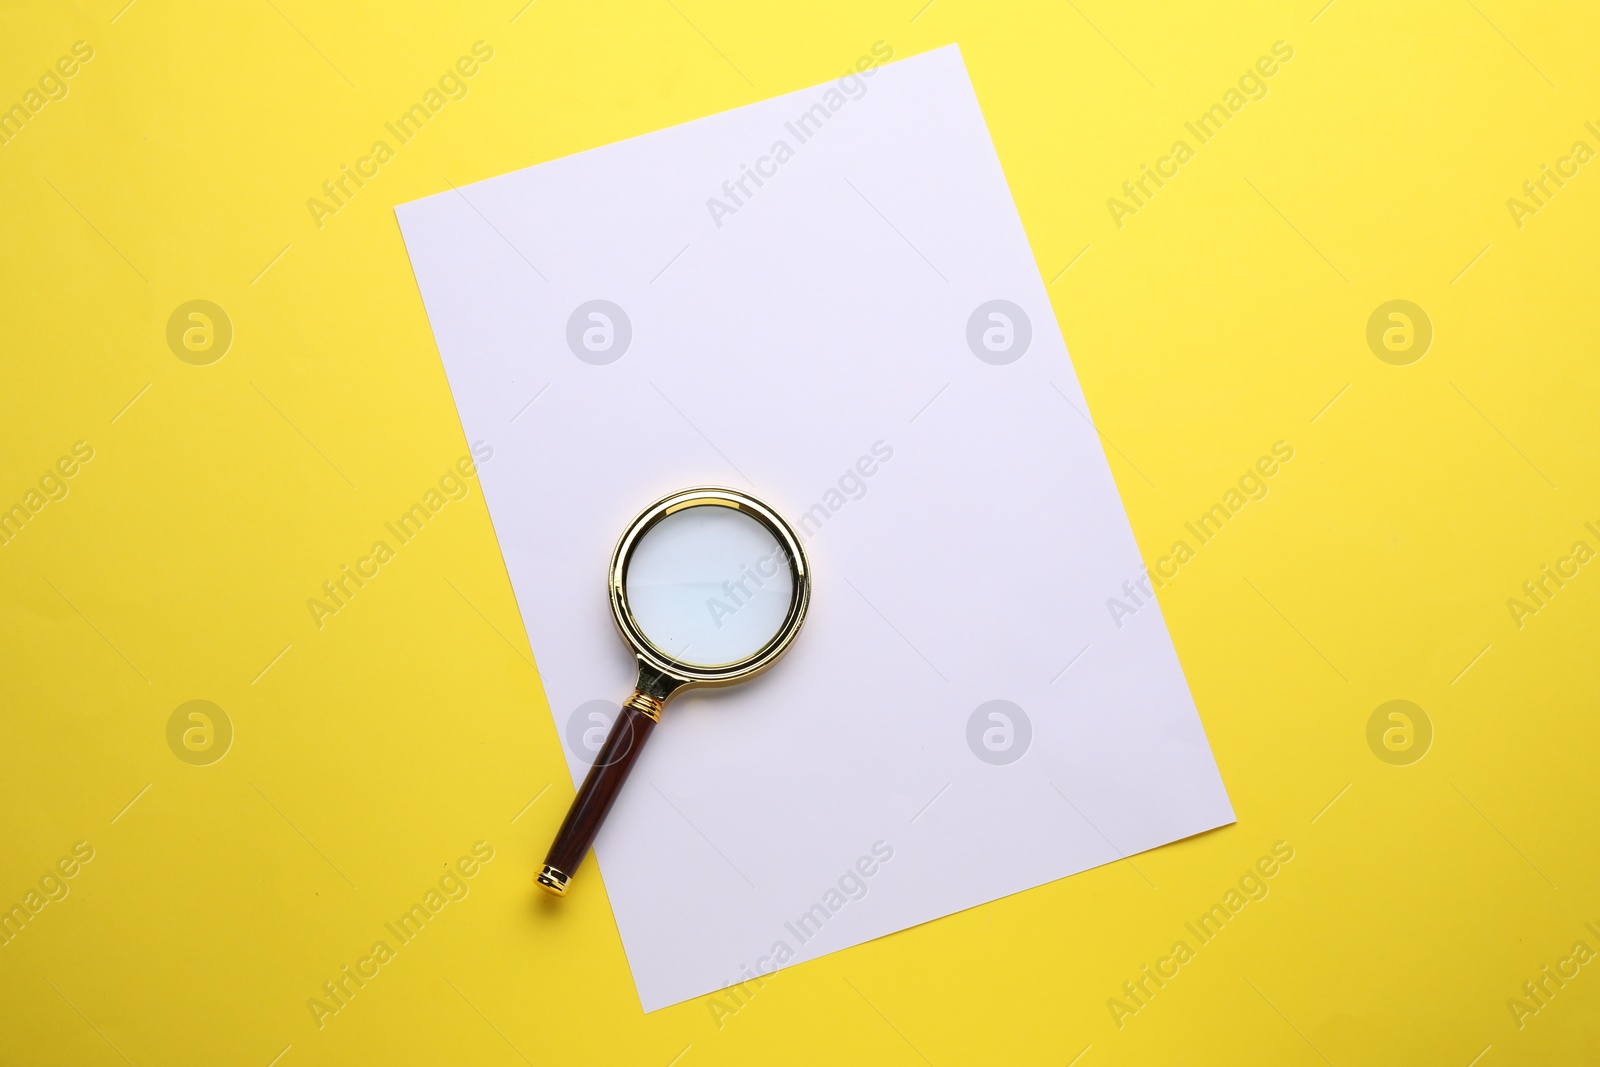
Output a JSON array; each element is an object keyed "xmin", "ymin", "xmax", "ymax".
[{"xmin": 624, "ymin": 505, "xmax": 794, "ymax": 668}]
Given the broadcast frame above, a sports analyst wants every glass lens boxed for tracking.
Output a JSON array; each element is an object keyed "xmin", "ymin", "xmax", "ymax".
[{"xmin": 624, "ymin": 504, "xmax": 795, "ymax": 668}]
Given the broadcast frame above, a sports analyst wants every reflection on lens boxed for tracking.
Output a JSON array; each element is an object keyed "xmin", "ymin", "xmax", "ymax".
[{"xmin": 624, "ymin": 505, "xmax": 795, "ymax": 668}]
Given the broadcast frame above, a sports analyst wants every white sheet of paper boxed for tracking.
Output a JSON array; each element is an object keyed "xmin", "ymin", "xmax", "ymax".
[{"xmin": 396, "ymin": 45, "xmax": 1234, "ymax": 1012}]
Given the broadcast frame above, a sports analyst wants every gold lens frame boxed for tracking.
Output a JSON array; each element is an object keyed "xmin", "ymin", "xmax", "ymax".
[{"xmin": 609, "ymin": 487, "xmax": 811, "ymax": 696}]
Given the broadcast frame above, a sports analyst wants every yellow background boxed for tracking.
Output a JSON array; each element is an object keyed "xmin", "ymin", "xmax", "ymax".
[{"xmin": 2, "ymin": 0, "xmax": 1597, "ymax": 1063}]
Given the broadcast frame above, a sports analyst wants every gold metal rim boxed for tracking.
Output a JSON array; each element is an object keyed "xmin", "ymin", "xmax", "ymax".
[
  {"xmin": 536, "ymin": 864, "xmax": 570, "ymax": 896},
  {"xmin": 608, "ymin": 486, "xmax": 811, "ymax": 690},
  {"xmin": 622, "ymin": 690, "xmax": 664, "ymax": 722}
]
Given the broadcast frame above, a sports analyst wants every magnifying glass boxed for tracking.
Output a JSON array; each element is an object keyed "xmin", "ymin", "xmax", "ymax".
[{"xmin": 537, "ymin": 487, "xmax": 811, "ymax": 897}]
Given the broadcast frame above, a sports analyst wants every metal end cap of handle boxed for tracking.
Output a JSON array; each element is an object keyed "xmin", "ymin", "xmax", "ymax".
[{"xmin": 536, "ymin": 864, "xmax": 570, "ymax": 896}]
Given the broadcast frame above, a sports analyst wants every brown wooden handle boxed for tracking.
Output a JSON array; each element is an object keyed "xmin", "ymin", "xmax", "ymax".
[{"xmin": 537, "ymin": 698, "xmax": 658, "ymax": 896}]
